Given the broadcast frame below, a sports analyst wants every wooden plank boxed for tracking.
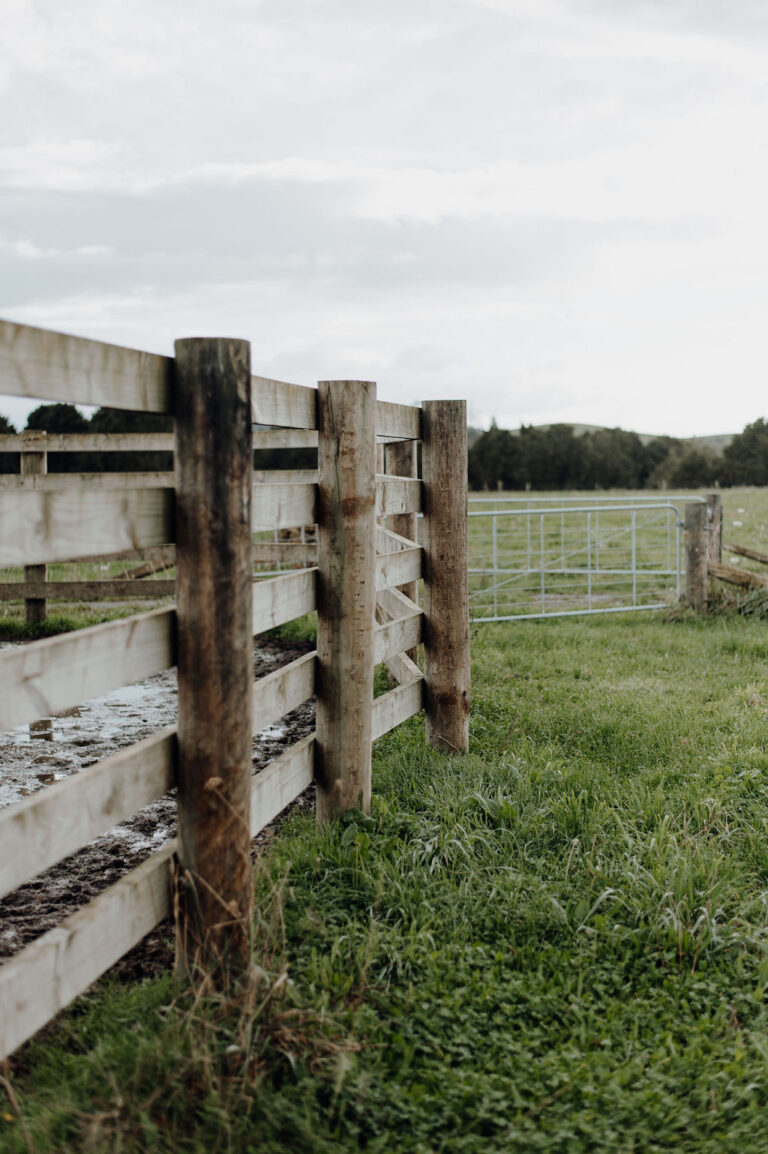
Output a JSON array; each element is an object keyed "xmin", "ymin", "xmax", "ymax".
[
  {"xmin": 0, "ymin": 579, "xmax": 175, "ymax": 601},
  {"xmin": 375, "ymin": 400, "xmax": 421, "ymax": 440},
  {"xmin": 118, "ymin": 545, "xmax": 176, "ymax": 579},
  {"xmin": 0, "ymin": 432, "xmax": 174, "ymax": 453},
  {"xmin": 0, "ymin": 729, "xmax": 175, "ymax": 901},
  {"xmin": 709, "ymin": 562, "xmax": 768, "ymax": 589},
  {"xmin": 0, "ymin": 843, "xmax": 175, "ymax": 1060},
  {"xmin": 253, "ymin": 651, "xmax": 316, "ymax": 733},
  {"xmin": 376, "ymin": 546, "xmax": 422, "ymax": 591},
  {"xmin": 0, "ymin": 606, "xmax": 174, "ymax": 732},
  {"xmin": 0, "ymin": 319, "xmax": 172, "ymax": 413},
  {"xmin": 316, "ymin": 379, "xmax": 377, "ymax": 821},
  {"xmin": 0, "ymin": 488, "xmax": 174, "ymax": 566},
  {"xmin": 384, "ymin": 649, "xmax": 422, "ymax": 689},
  {"xmin": 252, "ymin": 541, "xmax": 318, "ymax": 567},
  {"xmin": 376, "ymin": 476, "xmax": 422, "ymax": 517},
  {"xmin": 723, "ymin": 541, "xmax": 768, "ymax": 567},
  {"xmin": 377, "ymin": 584, "xmax": 421, "ymax": 621},
  {"xmin": 251, "ymin": 375, "xmax": 317, "ymax": 429},
  {"xmin": 252, "ymin": 483, "xmax": 316, "ymax": 529},
  {"xmin": 374, "ymin": 610, "xmax": 422, "ymax": 665},
  {"xmin": 422, "ymin": 400, "xmax": 470, "ymax": 753},
  {"xmin": 174, "ymin": 336, "xmax": 254, "ymax": 975},
  {"xmin": 253, "ymin": 428, "xmax": 318, "ymax": 450},
  {"xmin": 0, "ymin": 471, "xmax": 174, "ymax": 491},
  {"xmin": 372, "ymin": 676, "xmax": 423, "ymax": 741},
  {"xmin": 252, "ymin": 569, "xmax": 317, "ymax": 634},
  {"xmin": 376, "ymin": 524, "xmax": 418, "ymax": 552},
  {"xmin": 57, "ymin": 544, "xmax": 176, "ymax": 566},
  {"xmin": 253, "ymin": 469, "xmax": 318, "ymax": 485},
  {"xmin": 386, "ymin": 439, "xmax": 420, "ymax": 650},
  {"xmin": 250, "ymin": 733, "xmax": 315, "ymax": 837}
]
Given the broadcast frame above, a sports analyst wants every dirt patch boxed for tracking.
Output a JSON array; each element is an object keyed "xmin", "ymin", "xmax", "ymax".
[{"xmin": 0, "ymin": 637, "xmax": 316, "ymax": 978}]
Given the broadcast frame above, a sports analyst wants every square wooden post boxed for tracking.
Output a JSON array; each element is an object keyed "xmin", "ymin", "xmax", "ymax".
[
  {"xmin": 21, "ymin": 432, "xmax": 47, "ymax": 623},
  {"xmin": 174, "ymin": 337, "xmax": 254, "ymax": 979},
  {"xmin": 422, "ymin": 400, "xmax": 470, "ymax": 753},
  {"xmin": 685, "ymin": 501, "xmax": 709, "ymax": 611},
  {"xmin": 315, "ymin": 380, "xmax": 377, "ymax": 822}
]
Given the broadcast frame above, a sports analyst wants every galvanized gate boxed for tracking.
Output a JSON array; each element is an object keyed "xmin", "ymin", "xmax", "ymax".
[{"xmin": 468, "ymin": 495, "xmax": 704, "ymax": 622}]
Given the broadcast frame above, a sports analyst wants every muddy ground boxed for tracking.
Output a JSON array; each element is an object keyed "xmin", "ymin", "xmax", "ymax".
[{"xmin": 0, "ymin": 637, "xmax": 316, "ymax": 979}]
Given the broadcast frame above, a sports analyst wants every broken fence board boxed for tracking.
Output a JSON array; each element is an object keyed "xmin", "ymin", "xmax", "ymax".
[
  {"xmin": 0, "ymin": 729, "xmax": 175, "ymax": 901},
  {"xmin": 253, "ymin": 651, "xmax": 316, "ymax": 734},
  {"xmin": 722, "ymin": 541, "xmax": 768, "ymax": 567},
  {"xmin": 0, "ymin": 607, "xmax": 175, "ymax": 732},
  {"xmin": 0, "ymin": 843, "xmax": 175, "ymax": 1060},
  {"xmin": 709, "ymin": 562, "xmax": 768, "ymax": 589},
  {"xmin": 252, "ymin": 569, "xmax": 317, "ymax": 634},
  {"xmin": 0, "ymin": 488, "xmax": 174, "ymax": 567},
  {"xmin": 250, "ymin": 734, "xmax": 315, "ymax": 836},
  {"xmin": 0, "ymin": 319, "xmax": 172, "ymax": 414}
]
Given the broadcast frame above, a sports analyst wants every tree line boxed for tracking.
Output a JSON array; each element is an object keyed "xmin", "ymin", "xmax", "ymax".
[
  {"xmin": 468, "ymin": 419, "xmax": 768, "ymax": 491},
  {"xmin": 3, "ymin": 405, "xmax": 768, "ymax": 490}
]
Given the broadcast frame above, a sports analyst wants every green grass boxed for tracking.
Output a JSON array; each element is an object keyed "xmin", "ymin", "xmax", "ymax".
[{"xmin": 7, "ymin": 612, "xmax": 768, "ymax": 1150}]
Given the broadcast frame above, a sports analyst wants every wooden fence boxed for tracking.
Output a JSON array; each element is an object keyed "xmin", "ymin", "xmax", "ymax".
[{"xmin": 0, "ymin": 319, "xmax": 470, "ymax": 1059}]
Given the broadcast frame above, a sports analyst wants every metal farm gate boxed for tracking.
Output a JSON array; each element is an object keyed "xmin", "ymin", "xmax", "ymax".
[{"xmin": 468, "ymin": 494, "xmax": 705, "ymax": 622}]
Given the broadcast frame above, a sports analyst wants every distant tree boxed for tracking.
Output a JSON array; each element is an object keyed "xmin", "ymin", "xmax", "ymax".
[
  {"xmin": 668, "ymin": 446, "xmax": 721, "ymax": 488},
  {"xmin": 580, "ymin": 428, "xmax": 645, "ymax": 489},
  {"xmin": 643, "ymin": 436, "xmax": 682, "ymax": 488},
  {"xmin": 722, "ymin": 418, "xmax": 768, "ymax": 486},
  {"xmin": 0, "ymin": 412, "xmax": 19, "ymax": 473},
  {"xmin": 25, "ymin": 403, "xmax": 90, "ymax": 472},
  {"xmin": 89, "ymin": 407, "xmax": 173, "ymax": 472},
  {"xmin": 468, "ymin": 422, "xmax": 522, "ymax": 490}
]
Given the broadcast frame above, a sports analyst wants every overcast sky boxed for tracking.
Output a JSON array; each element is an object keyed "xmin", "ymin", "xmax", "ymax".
[{"xmin": 2, "ymin": 0, "xmax": 767, "ymax": 436}]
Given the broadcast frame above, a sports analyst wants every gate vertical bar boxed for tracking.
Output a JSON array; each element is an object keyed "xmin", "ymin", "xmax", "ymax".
[
  {"xmin": 422, "ymin": 400, "xmax": 470, "ymax": 753},
  {"xmin": 492, "ymin": 512, "xmax": 498, "ymax": 618},
  {"xmin": 631, "ymin": 509, "xmax": 637, "ymax": 606},
  {"xmin": 316, "ymin": 380, "xmax": 377, "ymax": 821},
  {"xmin": 540, "ymin": 513, "xmax": 545, "ymax": 614},
  {"xmin": 21, "ymin": 432, "xmax": 47, "ymax": 623},
  {"xmin": 174, "ymin": 336, "xmax": 254, "ymax": 979}
]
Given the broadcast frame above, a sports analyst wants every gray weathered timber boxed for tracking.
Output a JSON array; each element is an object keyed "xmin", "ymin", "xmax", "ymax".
[
  {"xmin": 685, "ymin": 501, "xmax": 709, "ymax": 611},
  {"xmin": 706, "ymin": 493, "xmax": 722, "ymax": 568},
  {"xmin": 315, "ymin": 380, "xmax": 377, "ymax": 821},
  {"xmin": 421, "ymin": 400, "xmax": 470, "ymax": 753},
  {"xmin": 21, "ymin": 433, "xmax": 47, "ymax": 622},
  {"xmin": 386, "ymin": 439, "xmax": 419, "ymax": 659},
  {"xmin": 175, "ymin": 337, "xmax": 254, "ymax": 977}
]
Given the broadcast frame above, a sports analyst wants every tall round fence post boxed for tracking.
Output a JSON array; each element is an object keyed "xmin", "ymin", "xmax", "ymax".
[
  {"xmin": 685, "ymin": 501, "xmax": 709, "ymax": 612},
  {"xmin": 21, "ymin": 432, "xmax": 47, "ymax": 623},
  {"xmin": 422, "ymin": 400, "xmax": 470, "ymax": 753},
  {"xmin": 174, "ymin": 337, "xmax": 254, "ymax": 979},
  {"xmin": 315, "ymin": 379, "xmax": 377, "ymax": 823}
]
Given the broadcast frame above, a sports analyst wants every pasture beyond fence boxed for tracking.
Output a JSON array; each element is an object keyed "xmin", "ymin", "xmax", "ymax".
[{"xmin": 0, "ymin": 319, "xmax": 470, "ymax": 1059}]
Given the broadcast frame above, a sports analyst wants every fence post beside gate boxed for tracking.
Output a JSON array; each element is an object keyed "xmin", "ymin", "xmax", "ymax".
[
  {"xmin": 21, "ymin": 432, "xmax": 47, "ymax": 623},
  {"xmin": 174, "ymin": 337, "xmax": 254, "ymax": 979},
  {"xmin": 706, "ymin": 493, "xmax": 722, "ymax": 568},
  {"xmin": 422, "ymin": 400, "xmax": 470, "ymax": 753},
  {"xmin": 316, "ymin": 380, "xmax": 377, "ymax": 822},
  {"xmin": 685, "ymin": 501, "xmax": 709, "ymax": 612}
]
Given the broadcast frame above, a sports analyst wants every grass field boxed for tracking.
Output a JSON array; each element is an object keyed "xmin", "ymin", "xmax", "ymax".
[{"xmin": 6, "ymin": 600, "xmax": 768, "ymax": 1150}]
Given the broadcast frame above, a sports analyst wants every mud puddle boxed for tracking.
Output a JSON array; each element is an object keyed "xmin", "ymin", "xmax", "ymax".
[{"xmin": 0, "ymin": 637, "xmax": 316, "ymax": 970}]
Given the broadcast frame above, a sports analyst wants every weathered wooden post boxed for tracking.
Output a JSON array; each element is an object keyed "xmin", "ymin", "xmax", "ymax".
[
  {"xmin": 706, "ymin": 493, "xmax": 722, "ymax": 568},
  {"xmin": 21, "ymin": 432, "xmax": 47, "ymax": 623},
  {"xmin": 422, "ymin": 400, "xmax": 470, "ymax": 752},
  {"xmin": 315, "ymin": 380, "xmax": 377, "ymax": 822},
  {"xmin": 174, "ymin": 337, "xmax": 254, "ymax": 978},
  {"xmin": 685, "ymin": 501, "xmax": 709, "ymax": 611}
]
